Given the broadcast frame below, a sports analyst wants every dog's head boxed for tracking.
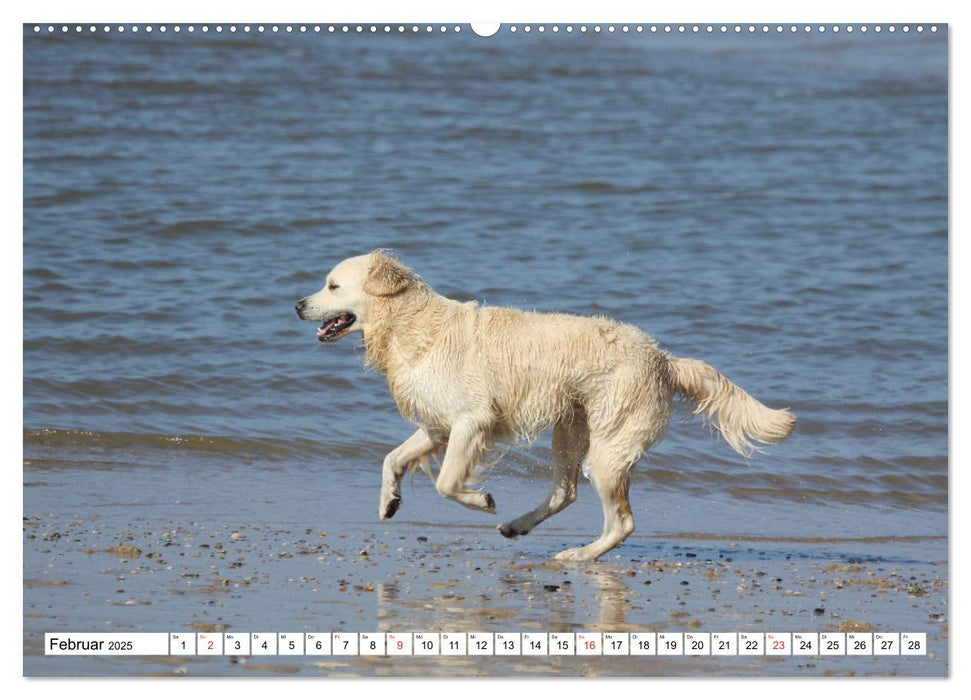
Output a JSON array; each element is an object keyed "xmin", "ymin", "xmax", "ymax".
[{"xmin": 295, "ymin": 250, "xmax": 419, "ymax": 343}]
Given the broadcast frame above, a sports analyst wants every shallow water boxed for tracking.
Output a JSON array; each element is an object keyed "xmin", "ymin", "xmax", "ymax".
[{"xmin": 22, "ymin": 25, "xmax": 948, "ymax": 676}]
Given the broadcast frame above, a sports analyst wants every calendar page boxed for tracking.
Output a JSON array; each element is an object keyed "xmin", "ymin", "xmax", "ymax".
[{"xmin": 21, "ymin": 7, "xmax": 949, "ymax": 681}]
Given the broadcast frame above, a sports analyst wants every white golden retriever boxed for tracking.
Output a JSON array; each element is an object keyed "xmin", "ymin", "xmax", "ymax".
[{"xmin": 296, "ymin": 251, "xmax": 795, "ymax": 561}]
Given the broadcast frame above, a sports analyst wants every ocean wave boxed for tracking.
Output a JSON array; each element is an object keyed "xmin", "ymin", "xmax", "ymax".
[{"xmin": 23, "ymin": 426, "xmax": 313, "ymax": 457}]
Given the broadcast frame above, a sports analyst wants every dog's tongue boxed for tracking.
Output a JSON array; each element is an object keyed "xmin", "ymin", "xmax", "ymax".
[{"xmin": 317, "ymin": 316, "xmax": 342, "ymax": 340}]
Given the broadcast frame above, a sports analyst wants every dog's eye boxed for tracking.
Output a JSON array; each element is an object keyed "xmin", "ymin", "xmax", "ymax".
[{"xmin": 328, "ymin": 282, "xmax": 339, "ymax": 291}]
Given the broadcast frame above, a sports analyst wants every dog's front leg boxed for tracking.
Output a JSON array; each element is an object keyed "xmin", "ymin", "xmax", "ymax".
[
  {"xmin": 379, "ymin": 428, "xmax": 438, "ymax": 520},
  {"xmin": 435, "ymin": 420, "xmax": 496, "ymax": 513}
]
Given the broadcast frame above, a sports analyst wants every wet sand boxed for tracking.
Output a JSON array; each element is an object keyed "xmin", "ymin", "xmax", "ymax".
[{"xmin": 23, "ymin": 458, "xmax": 948, "ymax": 678}]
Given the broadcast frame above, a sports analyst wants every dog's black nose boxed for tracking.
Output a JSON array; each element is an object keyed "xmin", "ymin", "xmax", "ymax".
[{"xmin": 295, "ymin": 298, "xmax": 306, "ymax": 315}]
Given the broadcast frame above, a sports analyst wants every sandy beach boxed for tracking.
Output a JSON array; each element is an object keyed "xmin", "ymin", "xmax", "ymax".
[{"xmin": 23, "ymin": 459, "xmax": 948, "ymax": 677}]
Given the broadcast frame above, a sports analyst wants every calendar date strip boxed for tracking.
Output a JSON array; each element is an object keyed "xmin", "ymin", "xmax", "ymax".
[{"xmin": 45, "ymin": 631, "xmax": 927, "ymax": 657}]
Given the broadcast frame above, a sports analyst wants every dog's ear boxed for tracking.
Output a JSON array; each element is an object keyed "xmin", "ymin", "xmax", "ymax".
[{"xmin": 363, "ymin": 252, "xmax": 417, "ymax": 297}]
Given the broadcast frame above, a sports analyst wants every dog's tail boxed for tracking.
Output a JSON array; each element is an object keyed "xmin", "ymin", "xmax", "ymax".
[{"xmin": 668, "ymin": 356, "xmax": 796, "ymax": 458}]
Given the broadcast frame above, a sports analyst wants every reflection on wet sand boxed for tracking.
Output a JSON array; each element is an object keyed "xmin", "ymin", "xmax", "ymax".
[
  {"xmin": 358, "ymin": 559, "xmax": 648, "ymax": 675},
  {"xmin": 373, "ymin": 558, "xmax": 637, "ymax": 634}
]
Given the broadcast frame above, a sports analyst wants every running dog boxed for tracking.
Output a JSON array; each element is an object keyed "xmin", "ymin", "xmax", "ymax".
[{"xmin": 295, "ymin": 250, "xmax": 795, "ymax": 561}]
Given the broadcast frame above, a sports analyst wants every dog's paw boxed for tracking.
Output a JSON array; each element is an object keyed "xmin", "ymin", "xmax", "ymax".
[
  {"xmin": 483, "ymin": 493, "xmax": 496, "ymax": 513},
  {"xmin": 379, "ymin": 495, "xmax": 401, "ymax": 521},
  {"xmin": 553, "ymin": 547, "xmax": 593, "ymax": 562},
  {"xmin": 497, "ymin": 522, "xmax": 528, "ymax": 539}
]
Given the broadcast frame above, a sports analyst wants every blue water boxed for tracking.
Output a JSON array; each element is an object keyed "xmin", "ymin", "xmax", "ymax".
[{"xmin": 23, "ymin": 26, "xmax": 947, "ymax": 531}]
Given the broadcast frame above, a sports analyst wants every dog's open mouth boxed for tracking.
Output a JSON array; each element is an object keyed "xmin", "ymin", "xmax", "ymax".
[{"xmin": 317, "ymin": 313, "xmax": 356, "ymax": 342}]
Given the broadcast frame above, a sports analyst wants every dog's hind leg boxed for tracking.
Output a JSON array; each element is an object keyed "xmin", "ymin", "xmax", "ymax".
[
  {"xmin": 380, "ymin": 428, "xmax": 440, "ymax": 520},
  {"xmin": 553, "ymin": 458, "xmax": 634, "ymax": 562},
  {"xmin": 435, "ymin": 419, "xmax": 496, "ymax": 513},
  {"xmin": 553, "ymin": 419, "xmax": 652, "ymax": 562},
  {"xmin": 498, "ymin": 407, "xmax": 589, "ymax": 538},
  {"xmin": 551, "ymin": 378, "xmax": 672, "ymax": 562}
]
